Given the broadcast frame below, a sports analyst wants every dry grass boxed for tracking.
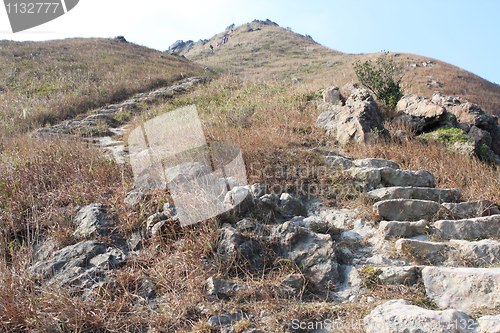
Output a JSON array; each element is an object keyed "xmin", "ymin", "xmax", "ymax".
[
  {"xmin": 1, "ymin": 32, "xmax": 500, "ymax": 330},
  {"xmin": 0, "ymin": 38, "xmax": 207, "ymax": 134}
]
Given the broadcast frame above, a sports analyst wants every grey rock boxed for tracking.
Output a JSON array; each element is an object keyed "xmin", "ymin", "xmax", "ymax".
[
  {"xmin": 279, "ymin": 193, "xmax": 307, "ymax": 217},
  {"xmin": 380, "ymin": 168, "xmax": 435, "ymax": 188},
  {"xmin": 368, "ymin": 186, "xmax": 461, "ymax": 203},
  {"xmin": 378, "ymin": 266, "xmax": 421, "ymax": 285},
  {"xmin": 353, "ymin": 158, "xmax": 400, "ymax": 170},
  {"xmin": 315, "ymin": 89, "xmax": 389, "ymax": 145},
  {"xmin": 249, "ymin": 183, "xmax": 269, "ymax": 198},
  {"xmin": 206, "ymin": 277, "xmax": 249, "ymax": 298},
  {"xmin": 423, "ymin": 266, "xmax": 500, "ymax": 311},
  {"xmin": 164, "ymin": 162, "xmax": 212, "ymax": 184},
  {"xmin": 73, "ymin": 203, "xmax": 112, "ymax": 237},
  {"xmin": 478, "ymin": 314, "xmax": 500, "ymax": 333},
  {"xmin": 348, "ymin": 167, "xmax": 381, "ymax": 189},
  {"xmin": 468, "ymin": 125, "xmax": 493, "ymax": 149},
  {"xmin": 270, "ymin": 222, "xmax": 338, "ymax": 290},
  {"xmin": 216, "ymin": 227, "xmax": 262, "ymax": 269},
  {"xmin": 434, "ymin": 214, "xmax": 500, "ymax": 240},
  {"xmin": 378, "ymin": 220, "xmax": 428, "ymax": 239},
  {"xmin": 223, "ymin": 186, "xmax": 254, "ymax": 216},
  {"xmin": 364, "ymin": 299, "xmax": 475, "ymax": 333},
  {"xmin": 324, "ymin": 155, "xmax": 354, "ymax": 169},
  {"xmin": 395, "ymin": 94, "xmax": 448, "ymax": 133},
  {"xmin": 442, "ymin": 200, "xmax": 500, "ymax": 219},
  {"xmin": 280, "ymin": 274, "xmax": 305, "ymax": 294},
  {"xmin": 374, "ymin": 199, "xmax": 444, "ymax": 221},
  {"xmin": 449, "ymin": 239, "xmax": 500, "ymax": 267},
  {"xmin": 323, "ymin": 86, "xmax": 342, "ymax": 105},
  {"xmin": 395, "ymin": 239, "xmax": 447, "ymax": 261}
]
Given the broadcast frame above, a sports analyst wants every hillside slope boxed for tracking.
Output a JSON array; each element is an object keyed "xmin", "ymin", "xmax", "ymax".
[
  {"xmin": 0, "ymin": 37, "xmax": 207, "ymax": 134},
  {"xmin": 172, "ymin": 19, "xmax": 500, "ymax": 116}
]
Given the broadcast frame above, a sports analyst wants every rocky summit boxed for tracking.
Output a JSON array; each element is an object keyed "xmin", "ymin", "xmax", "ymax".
[{"xmin": 2, "ymin": 19, "xmax": 500, "ymax": 332}]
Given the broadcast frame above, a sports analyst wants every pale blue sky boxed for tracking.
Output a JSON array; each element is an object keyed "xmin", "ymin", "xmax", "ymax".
[{"xmin": 1, "ymin": 0, "xmax": 499, "ymax": 85}]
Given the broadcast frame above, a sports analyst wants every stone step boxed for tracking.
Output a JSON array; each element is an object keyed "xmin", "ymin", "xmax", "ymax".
[
  {"xmin": 374, "ymin": 199, "xmax": 445, "ymax": 221},
  {"xmin": 364, "ymin": 299, "xmax": 475, "ymax": 333},
  {"xmin": 423, "ymin": 266, "xmax": 500, "ymax": 311},
  {"xmin": 395, "ymin": 238, "xmax": 447, "ymax": 262},
  {"xmin": 349, "ymin": 166, "xmax": 435, "ymax": 189},
  {"xmin": 434, "ymin": 214, "xmax": 500, "ymax": 240},
  {"xmin": 442, "ymin": 200, "xmax": 500, "ymax": 219},
  {"xmin": 368, "ymin": 186, "xmax": 461, "ymax": 203},
  {"xmin": 378, "ymin": 220, "xmax": 428, "ymax": 239}
]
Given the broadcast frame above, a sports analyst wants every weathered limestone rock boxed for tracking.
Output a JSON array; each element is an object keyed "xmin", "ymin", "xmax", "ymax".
[
  {"xmin": 352, "ymin": 158, "xmax": 400, "ymax": 170},
  {"xmin": 449, "ymin": 239, "xmax": 500, "ymax": 267},
  {"xmin": 374, "ymin": 199, "xmax": 443, "ymax": 221},
  {"xmin": 434, "ymin": 215, "xmax": 500, "ymax": 240},
  {"xmin": 442, "ymin": 200, "xmax": 500, "ymax": 219},
  {"xmin": 315, "ymin": 89, "xmax": 388, "ymax": 145},
  {"xmin": 323, "ymin": 86, "xmax": 342, "ymax": 105},
  {"xmin": 278, "ymin": 193, "xmax": 307, "ymax": 217},
  {"xmin": 364, "ymin": 299, "xmax": 475, "ymax": 333},
  {"xmin": 380, "ymin": 168, "xmax": 435, "ymax": 188},
  {"xmin": 378, "ymin": 220, "xmax": 428, "ymax": 239},
  {"xmin": 205, "ymin": 277, "xmax": 250, "ymax": 298},
  {"xmin": 395, "ymin": 95, "xmax": 448, "ymax": 133},
  {"xmin": 270, "ymin": 222, "xmax": 338, "ymax": 290},
  {"xmin": 378, "ymin": 266, "xmax": 421, "ymax": 285},
  {"xmin": 368, "ymin": 186, "xmax": 461, "ymax": 203},
  {"xmin": 423, "ymin": 266, "xmax": 500, "ymax": 311},
  {"xmin": 73, "ymin": 203, "xmax": 113, "ymax": 237},
  {"xmin": 395, "ymin": 239, "xmax": 447, "ymax": 261},
  {"xmin": 478, "ymin": 314, "xmax": 500, "ymax": 333}
]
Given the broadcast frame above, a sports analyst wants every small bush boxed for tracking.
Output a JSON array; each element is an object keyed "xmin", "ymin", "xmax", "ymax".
[
  {"xmin": 353, "ymin": 53, "xmax": 406, "ymax": 110},
  {"xmin": 420, "ymin": 127, "xmax": 472, "ymax": 144}
]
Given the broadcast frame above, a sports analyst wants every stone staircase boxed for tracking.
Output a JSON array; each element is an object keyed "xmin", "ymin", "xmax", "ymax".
[{"xmin": 318, "ymin": 150, "xmax": 500, "ymax": 332}]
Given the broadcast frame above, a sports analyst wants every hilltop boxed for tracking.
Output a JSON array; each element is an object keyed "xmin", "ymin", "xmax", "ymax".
[{"xmin": 170, "ymin": 19, "xmax": 500, "ymax": 116}]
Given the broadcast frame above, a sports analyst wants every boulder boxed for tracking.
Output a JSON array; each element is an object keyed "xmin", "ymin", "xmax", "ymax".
[
  {"xmin": 423, "ymin": 266, "xmax": 500, "ymax": 311},
  {"xmin": 374, "ymin": 199, "xmax": 443, "ymax": 221},
  {"xmin": 395, "ymin": 95, "xmax": 448, "ymax": 133},
  {"xmin": 378, "ymin": 220, "xmax": 428, "ymax": 239},
  {"xmin": 434, "ymin": 214, "xmax": 500, "ymax": 240},
  {"xmin": 216, "ymin": 227, "xmax": 262, "ymax": 270},
  {"xmin": 323, "ymin": 86, "xmax": 342, "ymax": 105},
  {"xmin": 324, "ymin": 155, "xmax": 354, "ymax": 169},
  {"xmin": 368, "ymin": 186, "xmax": 461, "ymax": 203},
  {"xmin": 205, "ymin": 277, "xmax": 250, "ymax": 298},
  {"xmin": 270, "ymin": 222, "xmax": 338, "ymax": 290},
  {"xmin": 364, "ymin": 299, "xmax": 475, "ymax": 333},
  {"xmin": 73, "ymin": 203, "xmax": 113, "ymax": 237},
  {"xmin": 315, "ymin": 89, "xmax": 388, "ymax": 145},
  {"xmin": 278, "ymin": 193, "xmax": 307, "ymax": 217},
  {"xmin": 467, "ymin": 125, "xmax": 493, "ymax": 149},
  {"xmin": 441, "ymin": 200, "xmax": 500, "ymax": 219}
]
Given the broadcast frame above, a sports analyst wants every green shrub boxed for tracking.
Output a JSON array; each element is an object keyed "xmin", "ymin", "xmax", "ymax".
[
  {"xmin": 420, "ymin": 127, "xmax": 472, "ymax": 144},
  {"xmin": 353, "ymin": 53, "xmax": 405, "ymax": 110}
]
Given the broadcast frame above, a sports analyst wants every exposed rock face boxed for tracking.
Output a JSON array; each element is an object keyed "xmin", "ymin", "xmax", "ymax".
[
  {"xmin": 30, "ymin": 241, "xmax": 127, "ymax": 290},
  {"xmin": 349, "ymin": 167, "xmax": 435, "ymax": 189},
  {"xmin": 423, "ymin": 266, "xmax": 500, "ymax": 311},
  {"xmin": 395, "ymin": 94, "xmax": 448, "ymax": 133},
  {"xmin": 316, "ymin": 89, "xmax": 388, "ymax": 145},
  {"xmin": 449, "ymin": 239, "xmax": 500, "ymax": 266},
  {"xmin": 378, "ymin": 220, "xmax": 428, "ymax": 239},
  {"xmin": 395, "ymin": 239, "xmax": 447, "ymax": 261},
  {"xmin": 364, "ymin": 299, "xmax": 475, "ymax": 333}
]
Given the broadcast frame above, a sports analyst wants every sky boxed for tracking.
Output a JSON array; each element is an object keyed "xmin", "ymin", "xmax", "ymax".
[{"xmin": 1, "ymin": 0, "xmax": 499, "ymax": 85}]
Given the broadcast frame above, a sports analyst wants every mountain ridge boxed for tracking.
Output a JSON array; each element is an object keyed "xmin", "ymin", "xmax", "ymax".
[{"xmin": 170, "ymin": 19, "xmax": 500, "ymax": 116}]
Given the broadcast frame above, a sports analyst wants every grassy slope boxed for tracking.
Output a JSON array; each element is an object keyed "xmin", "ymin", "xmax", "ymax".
[
  {"xmin": 2, "ymin": 23, "xmax": 500, "ymax": 331},
  {"xmin": 0, "ymin": 38, "xmax": 207, "ymax": 134},
  {"xmin": 180, "ymin": 20, "xmax": 500, "ymax": 116}
]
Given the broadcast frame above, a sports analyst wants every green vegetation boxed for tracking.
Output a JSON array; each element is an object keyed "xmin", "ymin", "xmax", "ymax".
[
  {"xmin": 420, "ymin": 127, "xmax": 472, "ymax": 144},
  {"xmin": 353, "ymin": 53, "xmax": 406, "ymax": 110}
]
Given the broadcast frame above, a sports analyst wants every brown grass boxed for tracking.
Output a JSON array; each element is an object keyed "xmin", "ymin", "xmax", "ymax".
[{"xmin": 0, "ymin": 38, "xmax": 208, "ymax": 134}]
